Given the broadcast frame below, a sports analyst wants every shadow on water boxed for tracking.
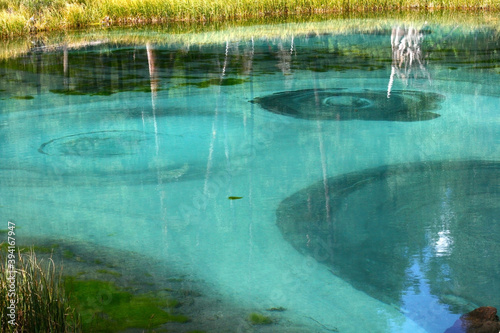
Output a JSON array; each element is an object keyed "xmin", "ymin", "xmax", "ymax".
[{"xmin": 276, "ymin": 160, "xmax": 500, "ymax": 314}]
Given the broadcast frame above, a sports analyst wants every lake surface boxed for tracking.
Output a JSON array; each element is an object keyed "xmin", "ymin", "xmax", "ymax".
[{"xmin": 1, "ymin": 18, "xmax": 499, "ymax": 332}]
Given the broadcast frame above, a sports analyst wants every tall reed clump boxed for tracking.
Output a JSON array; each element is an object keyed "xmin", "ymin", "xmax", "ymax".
[
  {"xmin": 0, "ymin": 247, "xmax": 81, "ymax": 332},
  {"xmin": 0, "ymin": 9, "xmax": 27, "ymax": 37}
]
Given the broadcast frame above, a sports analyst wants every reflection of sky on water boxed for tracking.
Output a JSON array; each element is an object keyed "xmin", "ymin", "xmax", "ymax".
[
  {"xmin": 276, "ymin": 160, "xmax": 499, "ymax": 331},
  {"xmin": 403, "ymin": 187, "xmax": 467, "ymax": 332},
  {"xmin": 402, "ymin": 258, "xmax": 460, "ymax": 333},
  {"xmin": 434, "ymin": 187, "xmax": 455, "ymax": 257},
  {"xmin": 434, "ymin": 229, "xmax": 453, "ymax": 257}
]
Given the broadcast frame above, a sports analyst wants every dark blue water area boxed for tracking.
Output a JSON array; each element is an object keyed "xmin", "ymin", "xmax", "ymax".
[{"xmin": 0, "ymin": 22, "xmax": 499, "ymax": 332}]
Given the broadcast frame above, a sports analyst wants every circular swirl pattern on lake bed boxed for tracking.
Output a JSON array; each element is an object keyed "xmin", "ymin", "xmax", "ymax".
[
  {"xmin": 253, "ymin": 89, "xmax": 445, "ymax": 121},
  {"xmin": 27, "ymin": 130, "xmax": 195, "ymax": 186},
  {"xmin": 39, "ymin": 130, "xmax": 153, "ymax": 157},
  {"xmin": 276, "ymin": 160, "xmax": 499, "ymax": 311}
]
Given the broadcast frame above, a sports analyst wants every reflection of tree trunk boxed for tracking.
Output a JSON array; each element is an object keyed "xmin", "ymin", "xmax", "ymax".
[
  {"xmin": 222, "ymin": 42, "xmax": 230, "ymax": 170},
  {"xmin": 277, "ymin": 40, "xmax": 292, "ymax": 75},
  {"xmin": 146, "ymin": 43, "xmax": 168, "ymax": 230},
  {"xmin": 147, "ymin": 42, "xmax": 158, "ymax": 96},
  {"xmin": 116, "ymin": 55, "xmax": 124, "ymax": 92},
  {"xmin": 204, "ymin": 41, "xmax": 230, "ymax": 194},
  {"xmin": 146, "ymin": 42, "xmax": 159, "ymax": 155},
  {"xmin": 312, "ymin": 74, "xmax": 331, "ymax": 222},
  {"xmin": 35, "ymin": 52, "xmax": 42, "ymax": 95},
  {"xmin": 277, "ymin": 36, "xmax": 295, "ymax": 91},
  {"xmin": 221, "ymin": 40, "xmax": 229, "ymax": 78},
  {"xmin": 388, "ymin": 25, "xmax": 430, "ymax": 97},
  {"xmin": 241, "ymin": 37, "xmax": 254, "ymax": 75},
  {"xmin": 63, "ymin": 44, "xmax": 69, "ymax": 90}
]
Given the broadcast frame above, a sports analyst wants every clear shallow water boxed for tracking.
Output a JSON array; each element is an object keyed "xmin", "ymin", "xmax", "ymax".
[{"xmin": 1, "ymin": 21, "xmax": 499, "ymax": 332}]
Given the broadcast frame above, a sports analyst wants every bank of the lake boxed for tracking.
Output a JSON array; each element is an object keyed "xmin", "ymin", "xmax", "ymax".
[
  {"xmin": 1, "ymin": 0, "xmax": 499, "ymax": 38},
  {"xmin": 1, "ymin": 10, "xmax": 499, "ymax": 61}
]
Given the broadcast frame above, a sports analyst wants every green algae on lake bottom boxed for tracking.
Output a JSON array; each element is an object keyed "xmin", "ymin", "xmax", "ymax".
[
  {"xmin": 267, "ymin": 307, "xmax": 286, "ymax": 312},
  {"xmin": 10, "ymin": 95, "xmax": 34, "ymax": 100},
  {"xmin": 49, "ymin": 85, "xmax": 157, "ymax": 96},
  {"xmin": 178, "ymin": 78, "xmax": 249, "ymax": 88},
  {"xmin": 64, "ymin": 277, "xmax": 189, "ymax": 331},
  {"xmin": 248, "ymin": 312, "xmax": 273, "ymax": 325},
  {"xmin": 96, "ymin": 268, "xmax": 122, "ymax": 277},
  {"xmin": 63, "ymin": 249, "xmax": 75, "ymax": 259},
  {"xmin": 0, "ymin": 243, "xmax": 60, "ymax": 253},
  {"xmin": 49, "ymin": 89, "xmax": 87, "ymax": 96},
  {"xmin": 32, "ymin": 243, "xmax": 60, "ymax": 253}
]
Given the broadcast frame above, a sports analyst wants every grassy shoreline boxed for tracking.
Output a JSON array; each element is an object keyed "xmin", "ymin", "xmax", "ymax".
[
  {"xmin": 1, "ymin": 0, "xmax": 499, "ymax": 38},
  {"xmin": 0, "ymin": 11, "xmax": 499, "ymax": 60}
]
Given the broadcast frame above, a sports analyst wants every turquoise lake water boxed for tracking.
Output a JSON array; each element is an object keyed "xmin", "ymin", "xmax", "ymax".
[{"xmin": 1, "ymin": 20, "xmax": 499, "ymax": 332}]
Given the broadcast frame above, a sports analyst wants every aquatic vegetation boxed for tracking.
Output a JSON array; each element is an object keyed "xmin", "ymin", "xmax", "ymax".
[
  {"xmin": 63, "ymin": 249, "xmax": 75, "ymax": 259},
  {"xmin": 179, "ymin": 78, "xmax": 249, "ymax": 88},
  {"xmin": 267, "ymin": 306, "xmax": 286, "ymax": 312},
  {"xmin": 10, "ymin": 95, "xmax": 34, "ymax": 100},
  {"xmin": 248, "ymin": 312, "xmax": 273, "ymax": 325},
  {"xmin": 0, "ymin": 248, "xmax": 81, "ymax": 331},
  {"xmin": 0, "ymin": 243, "xmax": 60, "ymax": 253},
  {"xmin": 253, "ymin": 89, "xmax": 444, "ymax": 122},
  {"xmin": 50, "ymin": 86, "xmax": 153, "ymax": 97},
  {"xmin": 32, "ymin": 244, "xmax": 60, "ymax": 253},
  {"xmin": 96, "ymin": 269, "xmax": 122, "ymax": 277},
  {"xmin": 64, "ymin": 277, "xmax": 189, "ymax": 331},
  {"xmin": 49, "ymin": 89, "xmax": 87, "ymax": 96}
]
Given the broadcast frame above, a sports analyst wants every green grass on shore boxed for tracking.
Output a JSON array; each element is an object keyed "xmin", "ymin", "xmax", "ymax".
[
  {"xmin": 1, "ymin": 0, "xmax": 499, "ymax": 38},
  {"xmin": 0, "ymin": 11, "xmax": 499, "ymax": 61}
]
